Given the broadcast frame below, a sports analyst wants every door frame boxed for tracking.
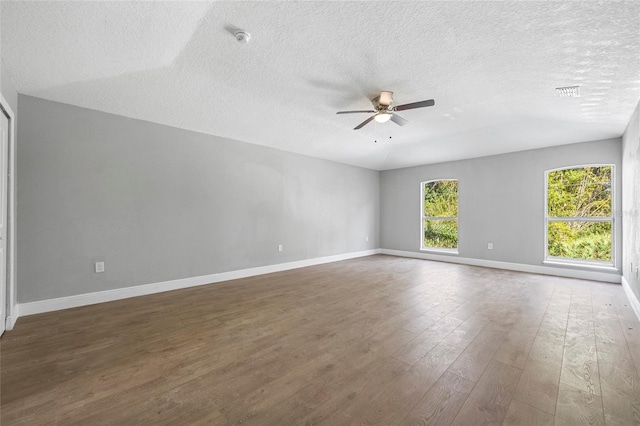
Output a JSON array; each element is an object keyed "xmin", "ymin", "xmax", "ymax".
[{"xmin": 1, "ymin": 92, "xmax": 17, "ymax": 331}]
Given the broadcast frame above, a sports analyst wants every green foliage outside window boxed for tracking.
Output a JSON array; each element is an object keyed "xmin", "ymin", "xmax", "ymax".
[
  {"xmin": 424, "ymin": 220, "xmax": 458, "ymax": 249},
  {"xmin": 423, "ymin": 180, "xmax": 458, "ymax": 249},
  {"xmin": 547, "ymin": 166, "xmax": 612, "ymax": 262},
  {"xmin": 424, "ymin": 180, "xmax": 458, "ymax": 217}
]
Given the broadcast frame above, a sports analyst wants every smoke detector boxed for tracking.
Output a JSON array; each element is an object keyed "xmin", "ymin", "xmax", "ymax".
[
  {"xmin": 234, "ymin": 31, "xmax": 250, "ymax": 44},
  {"xmin": 556, "ymin": 86, "xmax": 580, "ymax": 98}
]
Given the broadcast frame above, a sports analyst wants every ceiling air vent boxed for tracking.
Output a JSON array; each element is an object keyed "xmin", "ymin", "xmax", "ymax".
[{"xmin": 556, "ymin": 86, "xmax": 580, "ymax": 98}]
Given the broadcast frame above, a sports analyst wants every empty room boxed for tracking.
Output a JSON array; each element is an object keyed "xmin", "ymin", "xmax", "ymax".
[{"xmin": 1, "ymin": 1, "xmax": 639, "ymax": 425}]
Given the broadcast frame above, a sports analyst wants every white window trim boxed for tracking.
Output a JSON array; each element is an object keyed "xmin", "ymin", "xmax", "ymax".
[
  {"xmin": 544, "ymin": 164, "xmax": 615, "ymax": 268},
  {"xmin": 420, "ymin": 179, "xmax": 459, "ymax": 254}
]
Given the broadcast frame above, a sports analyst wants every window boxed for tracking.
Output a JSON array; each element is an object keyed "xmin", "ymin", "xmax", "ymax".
[
  {"xmin": 545, "ymin": 165, "xmax": 614, "ymax": 266},
  {"xmin": 421, "ymin": 179, "xmax": 458, "ymax": 251}
]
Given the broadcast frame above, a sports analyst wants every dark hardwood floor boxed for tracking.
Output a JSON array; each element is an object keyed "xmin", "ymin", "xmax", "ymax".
[{"xmin": 2, "ymin": 255, "xmax": 639, "ymax": 425}]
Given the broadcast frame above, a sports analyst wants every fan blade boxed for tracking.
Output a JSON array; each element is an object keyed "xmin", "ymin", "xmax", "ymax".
[
  {"xmin": 354, "ymin": 116, "xmax": 375, "ymax": 130},
  {"xmin": 394, "ymin": 99, "xmax": 435, "ymax": 111},
  {"xmin": 390, "ymin": 114, "xmax": 408, "ymax": 126},
  {"xmin": 336, "ymin": 110, "xmax": 376, "ymax": 114},
  {"xmin": 379, "ymin": 91, "xmax": 393, "ymax": 106}
]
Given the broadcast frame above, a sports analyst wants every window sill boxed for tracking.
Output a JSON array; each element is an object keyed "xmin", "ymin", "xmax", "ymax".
[
  {"xmin": 420, "ymin": 248, "xmax": 459, "ymax": 255},
  {"xmin": 543, "ymin": 259, "xmax": 617, "ymax": 272}
]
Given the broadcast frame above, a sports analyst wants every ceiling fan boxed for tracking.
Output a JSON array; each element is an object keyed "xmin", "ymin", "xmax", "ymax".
[{"xmin": 336, "ymin": 91, "xmax": 435, "ymax": 130}]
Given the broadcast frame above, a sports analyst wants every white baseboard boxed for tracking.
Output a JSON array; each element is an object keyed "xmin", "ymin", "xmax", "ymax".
[
  {"xmin": 15, "ymin": 248, "xmax": 625, "ymax": 320},
  {"xmin": 17, "ymin": 249, "xmax": 381, "ymax": 317},
  {"xmin": 380, "ymin": 249, "xmax": 621, "ymax": 284},
  {"xmin": 622, "ymin": 276, "xmax": 640, "ymax": 322},
  {"xmin": 5, "ymin": 311, "xmax": 18, "ymax": 330}
]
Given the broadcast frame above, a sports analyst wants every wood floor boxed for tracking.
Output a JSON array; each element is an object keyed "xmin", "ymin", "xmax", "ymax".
[{"xmin": 2, "ymin": 255, "xmax": 640, "ymax": 425}]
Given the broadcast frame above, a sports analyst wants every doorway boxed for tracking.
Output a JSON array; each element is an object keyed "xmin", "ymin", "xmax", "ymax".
[{"xmin": 0, "ymin": 94, "xmax": 15, "ymax": 336}]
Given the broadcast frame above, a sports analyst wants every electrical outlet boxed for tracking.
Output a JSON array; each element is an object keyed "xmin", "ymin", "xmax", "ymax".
[
  {"xmin": 487, "ymin": 243, "xmax": 493, "ymax": 250},
  {"xmin": 95, "ymin": 261, "xmax": 105, "ymax": 273},
  {"xmin": 278, "ymin": 244, "xmax": 283, "ymax": 252}
]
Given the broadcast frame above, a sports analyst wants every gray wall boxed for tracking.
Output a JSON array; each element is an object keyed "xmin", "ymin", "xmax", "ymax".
[
  {"xmin": 17, "ymin": 95, "xmax": 380, "ymax": 303},
  {"xmin": 381, "ymin": 139, "xmax": 622, "ymax": 274},
  {"xmin": 622, "ymin": 100, "xmax": 640, "ymax": 301}
]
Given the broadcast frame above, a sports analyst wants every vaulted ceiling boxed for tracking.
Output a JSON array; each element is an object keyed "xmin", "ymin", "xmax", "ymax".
[{"xmin": 2, "ymin": 1, "xmax": 639, "ymax": 170}]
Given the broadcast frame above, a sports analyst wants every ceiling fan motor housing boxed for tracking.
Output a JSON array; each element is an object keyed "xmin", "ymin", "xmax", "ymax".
[{"xmin": 372, "ymin": 91, "xmax": 394, "ymax": 111}]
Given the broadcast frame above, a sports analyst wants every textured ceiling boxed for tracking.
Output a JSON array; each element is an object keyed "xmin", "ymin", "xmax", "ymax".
[{"xmin": 2, "ymin": 1, "xmax": 639, "ymax": 170}]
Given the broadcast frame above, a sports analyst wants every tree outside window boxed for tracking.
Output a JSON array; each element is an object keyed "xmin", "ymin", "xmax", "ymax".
[
  {"xmin": 546, "ymin": 165, "xmax": 613, "ymax": 264},
  {"xmin": 422, "ymin": 180, "xmax": 458, "ymax": 251}
]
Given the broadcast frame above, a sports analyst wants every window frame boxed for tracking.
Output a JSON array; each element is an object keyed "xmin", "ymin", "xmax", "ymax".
[
  {"xmin": 420, "ymin": 179, "xmax": 459, "ymax": 254},
  {"xmin": 543, "ymin": 164, "xmax": 615, "ymax": 268}
]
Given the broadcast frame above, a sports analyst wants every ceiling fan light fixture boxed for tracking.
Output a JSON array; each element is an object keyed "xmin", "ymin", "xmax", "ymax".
[
  {"xmin": 336, "ymin": 91, "xmax": 434, "ymax": 130},
  {"xmin": 374, "ymin": 112, "xmax": 392, "ymax": 123}
]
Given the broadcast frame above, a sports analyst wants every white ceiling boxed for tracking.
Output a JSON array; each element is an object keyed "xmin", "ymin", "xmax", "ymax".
[{"xmin": 2, "ymin": 1, "xmax": 639, "ymax": 170}]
